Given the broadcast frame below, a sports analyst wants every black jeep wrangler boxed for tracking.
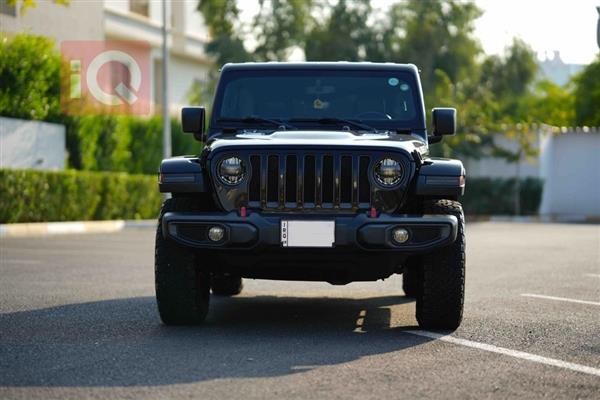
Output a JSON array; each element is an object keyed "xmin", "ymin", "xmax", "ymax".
[{"xmin": 156, "ymin": 62, "xmax": 466, "ymax": 329}]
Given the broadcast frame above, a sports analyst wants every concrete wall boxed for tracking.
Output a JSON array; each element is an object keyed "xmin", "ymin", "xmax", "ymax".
[
  {"xmin": 538, "ymin": 131, "xmax": 600, "ymax": 218},
  {"xmin": 0, "ymin": 117, "xmax": 66, "ymax": 170},
  {"xmin": 464, "ymin": 133, "xmax": 541, "ymax": 178},
  {"xmin": 464, "ymin": 155, "xmax": 540, "ymax": 179},
  {"xmin": 464, "ymin": 129, "xmax": 600, "ymax": 217}
]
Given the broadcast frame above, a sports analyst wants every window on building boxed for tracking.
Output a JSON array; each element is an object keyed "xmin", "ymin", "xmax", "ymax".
[
  {"xmin": 129, "ymin": 0, "xmax": 149, "ymax": 17},
  {"xmin": 0, "ymin": 0, "xmax": 17, "ymax": 16}
]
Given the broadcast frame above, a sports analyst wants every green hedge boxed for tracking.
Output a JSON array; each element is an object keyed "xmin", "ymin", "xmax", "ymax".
[
  {"xmin": 65, "ymin": 115, "xmax": 201, "ymax": 174},
  {"xmin": 0, "ymin": 169, "xmax": 161, "ymax": 223},
  {"xmin": 462, "ymin": 177, "xmax": 543, "ymax": 215},
  {"xmin": 0, "ymin": 170, "xmax": 544, "ymax": 223}
]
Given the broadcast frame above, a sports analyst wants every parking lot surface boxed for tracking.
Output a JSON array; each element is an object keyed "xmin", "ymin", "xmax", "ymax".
[{"xmin": 1, "ymin": 222, "xmax": 599, "ymax": 399}]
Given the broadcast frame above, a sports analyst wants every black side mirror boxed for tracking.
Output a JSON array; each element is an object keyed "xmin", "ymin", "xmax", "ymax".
[
  {"xmin": 181, "ymin": 107, "xmax": 205, "ymax": 141},
  {"xmin": 429, "ymin": 108, "xmax": 456, "ymax": 144}
]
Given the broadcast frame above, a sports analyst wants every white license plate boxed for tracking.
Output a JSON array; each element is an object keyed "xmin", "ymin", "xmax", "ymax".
[{"xmin": 281, "ymin": 220, "xmax": 335, "ymax": 248}]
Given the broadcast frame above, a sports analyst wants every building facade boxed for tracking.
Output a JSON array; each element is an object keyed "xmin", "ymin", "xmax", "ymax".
[{"xmin": 1, "ymin": 0, "xmax": 211, "ymax": 114}]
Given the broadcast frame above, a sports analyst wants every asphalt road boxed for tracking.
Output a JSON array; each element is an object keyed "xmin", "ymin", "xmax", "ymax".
[{"xmin": 1, "ymin": 222, "xmax": 599, "ymax": 399}]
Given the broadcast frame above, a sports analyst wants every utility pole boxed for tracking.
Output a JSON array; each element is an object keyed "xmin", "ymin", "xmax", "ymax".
[
  {"xmin": 161, "ymin": 0, "xmax": 171, "ymax": 159},
  {"xmin": 596, "ymin": 7, "xmax": 600, "ymax": 49}
]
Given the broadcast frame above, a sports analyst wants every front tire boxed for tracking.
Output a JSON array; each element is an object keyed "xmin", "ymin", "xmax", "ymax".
[
  {"xmin": 416, "ymin": 199, "xmax": 465, "ymax": 330},
  {"xmin": 155, "ymin": 198, "xmax": 210, "ymax": 325}
]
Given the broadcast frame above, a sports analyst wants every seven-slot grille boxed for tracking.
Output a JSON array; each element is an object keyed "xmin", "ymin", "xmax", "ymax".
[{"xmin": 247, "ymin": 153, "xmax": 372, "ymax": 211}]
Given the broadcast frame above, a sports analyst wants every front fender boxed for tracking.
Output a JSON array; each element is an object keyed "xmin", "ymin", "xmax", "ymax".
[
  {"xmin": 415, "ymin": 157, "xmax": 466, "ymax": 197},
  {"xmin": 159, "ymin": 156, "xmax": 207, "ymax": 193}
]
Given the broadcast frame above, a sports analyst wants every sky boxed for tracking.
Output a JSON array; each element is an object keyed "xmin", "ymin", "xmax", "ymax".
[
  {"xmin": 473, "ymin": 0, "xmax": 599, "ymax": 64},
  {"xmin": 240, "ymin": 0, "xmax": 600, "ymax": 65}
]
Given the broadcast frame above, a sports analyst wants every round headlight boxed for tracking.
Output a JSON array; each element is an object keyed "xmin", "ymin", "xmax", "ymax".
[
  {"xmin": 374, "ymin": 158, "xmax": 403, "ymax": 187},
  {"xmin": 218, "ymin": 156, "xmax": 246, "ymax": 185}
]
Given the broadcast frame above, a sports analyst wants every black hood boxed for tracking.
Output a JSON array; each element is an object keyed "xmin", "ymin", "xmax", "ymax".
[{"xmin": 207, "ymin": 130, "xmax": 428, "ymax": 156}]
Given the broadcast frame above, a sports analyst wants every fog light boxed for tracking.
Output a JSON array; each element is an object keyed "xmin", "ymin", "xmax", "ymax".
[
  {"xmin": 392, "ymin": 228, "xmax": 409, "ymax": 244},
  {"xmin": 208, "ymin": 226, "xmax": 225, "ymax": 242}
]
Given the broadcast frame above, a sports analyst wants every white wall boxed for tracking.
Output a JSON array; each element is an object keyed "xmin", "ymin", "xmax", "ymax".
[
  {"xmin": 464, "ymin": 128, "xmax": 600, "ymax": 217},
  {"xmin": 0, "ymin": 117, "xmax": 66, "ymax": 170},
  {"xmin": 168, "ymin": 54, "xmax": 210, "ymax": 111},
  {"xmin": 464, "ymin": 133, "xmax": 541, "ymax": 178},
  {"xmin": 104, "ymin": 1, "xmax": 210, "ymax": 115},
  {"xmin": 104, "ymin": 0, "xmax": 208, "ymax": 39},
  {"xmin": 464, "ymin": 156, "xmax": 540, "ymax": 179},
  {"xmin": 539, "ymin": 131, "xmax": 600, "ymax": 217},
  {"xmin": 1, "ymin": 1, "xmax": 104, "ymax": 41}
]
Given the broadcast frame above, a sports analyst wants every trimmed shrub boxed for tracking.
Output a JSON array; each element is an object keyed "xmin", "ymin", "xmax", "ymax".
[
  {"xmin": 65, "ymin": 115, "xmax": 201, "ymax": 173},
  {"xmin": 462, "ymin": 177, "xmax": 543, "ymax": 215},
  {"xmin": 0, "ymin": 169, "xmax": 161, "ymax": 223},
  {"xmin": 0, "ymin": 34, "xmax": 62, "ymax": 122}
]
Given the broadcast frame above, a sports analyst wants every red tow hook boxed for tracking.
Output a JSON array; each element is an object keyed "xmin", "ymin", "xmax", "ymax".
[
  {"xmin": 369, "ymin": 207, "xmax": 377, "ymax": 218},
  {"xmin": 240, "ymin": 206, "xmax": 247, "ymax": 218}
]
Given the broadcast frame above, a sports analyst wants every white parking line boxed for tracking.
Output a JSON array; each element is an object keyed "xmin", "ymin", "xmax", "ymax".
[
  {"xmin": 584, "ymin": 273, "xmax": 600, "ymax": 278},
  {"xmin": 405, "ymin": 330, "xmax": 600, "ymax": 377},
  {"xmin": 521, "ymin": 293, "xmax": 600, "ymax": 306},
  {"xmin": 1, "ymin": 259, "xmax": 41, "ymax": 265}
]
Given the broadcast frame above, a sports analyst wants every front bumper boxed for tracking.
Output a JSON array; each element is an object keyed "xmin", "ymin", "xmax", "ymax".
[{"xmin": 162, "ymin": 211, "xmax": 457, "ymax": 253}]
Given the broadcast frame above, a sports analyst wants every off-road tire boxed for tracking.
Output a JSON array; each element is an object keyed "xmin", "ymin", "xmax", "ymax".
[
  {"xmin": 211, "ymin": 274, "xmax": 243, "ymax": 296},
  {"xmin": 402, "ymin": 257, "xmax": 421, "ymax": 297},
  {"xmin": 155, "ymin": 197, "xmax": 210, "ymax": 325},
  {"xmin": 415, "ymin": 199, "xmax": 465, "ymax": 330}
]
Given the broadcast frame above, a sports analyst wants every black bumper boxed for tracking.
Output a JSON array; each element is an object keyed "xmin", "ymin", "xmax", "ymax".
[{"xmin": 162, "ymin": 211, "xmax": 457, "ymax": 253}]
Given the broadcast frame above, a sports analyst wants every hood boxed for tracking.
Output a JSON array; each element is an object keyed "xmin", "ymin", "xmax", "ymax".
[{"xmin": 207, "ymin": 130, "xmax": 428, "ymax": 155}]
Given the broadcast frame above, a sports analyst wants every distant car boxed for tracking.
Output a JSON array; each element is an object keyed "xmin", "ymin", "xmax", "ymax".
[{"xmin": 156, "ymin": 62, "xmax": 466, "ymax": 329}]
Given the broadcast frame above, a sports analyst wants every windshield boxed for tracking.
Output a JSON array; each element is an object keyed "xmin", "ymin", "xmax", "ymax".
[{"xmin": 211, "ymin": 69, "xmax": 424, "ymax": 132}]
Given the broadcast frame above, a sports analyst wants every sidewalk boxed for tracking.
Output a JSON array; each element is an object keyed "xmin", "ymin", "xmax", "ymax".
[{"xmin": 0, "ymin": 220, "xmax": 156, "ymax": 238}]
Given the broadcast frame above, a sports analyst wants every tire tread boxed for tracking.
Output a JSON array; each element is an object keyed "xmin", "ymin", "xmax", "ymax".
[
  {"xmin": 416, "ymin": 199, "xmax": 465, "ymax": 329},
  {"xmin": 155, "ymin": 197, "xmax": 210, "ymax": 325}
]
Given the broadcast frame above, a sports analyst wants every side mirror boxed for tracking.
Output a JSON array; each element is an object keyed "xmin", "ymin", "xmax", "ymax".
[
  {"xmin": 181, "ymin": 107, "xmax": 205, "ymax": 141},
  {"xmin": 429, "ymin": 108, "xmax": 456, "ymax": 144}
]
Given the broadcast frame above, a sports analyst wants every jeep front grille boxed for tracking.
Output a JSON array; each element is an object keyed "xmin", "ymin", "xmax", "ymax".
[{"xmin": 247, "ymin": 153, "xmax": 372, "ymax": 211}]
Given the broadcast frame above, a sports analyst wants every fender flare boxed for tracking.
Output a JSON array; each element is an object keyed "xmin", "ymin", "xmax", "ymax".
[
  {"xmin": 159, "ymin": 156, "xmax": 207, "ymax": 193},
  {"xmin": 415, "ymin": 158, "xmax": 466, "ymax": 197}
]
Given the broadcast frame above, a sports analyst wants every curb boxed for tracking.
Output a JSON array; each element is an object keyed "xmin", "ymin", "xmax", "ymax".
[
  {"xmin": 467, "ymin": 215, "xmax": 600, "ymax": 224},
  {"xmin": 0, "ymin": 219, "xmax": 156, "ymax": 238}
]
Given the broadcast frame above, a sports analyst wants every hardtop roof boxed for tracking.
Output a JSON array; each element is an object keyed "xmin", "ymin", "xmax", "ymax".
[{"xmin": 220, "ymin": 62, "xmax": 419, "ymax": 73}]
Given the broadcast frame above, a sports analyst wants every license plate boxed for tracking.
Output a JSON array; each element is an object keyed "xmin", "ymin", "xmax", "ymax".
[{"xmin": 281, "ymin": 220, "xmax": 335, "ymax": 248}]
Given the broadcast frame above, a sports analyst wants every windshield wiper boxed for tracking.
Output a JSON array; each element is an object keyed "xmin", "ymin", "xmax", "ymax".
[
  {"xmin": 289, "ymin": 117, "xmax": 377, "ymax": 132},
  {"xmin": 217, "ymin": 116, "xmax": 296, "ymax": 130}
]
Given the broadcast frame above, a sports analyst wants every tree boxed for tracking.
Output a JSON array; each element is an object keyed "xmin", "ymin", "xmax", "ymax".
[
  {"xmin": 573, "ymin": 53, "xmax": 600, "ymax": 126},
  {"xmin": 386, "ymin": 0, "xmax": 482, "ymax": 96},
  {"xmin": 305, "ymin": 0, "xmax": 382, "ymax": 62},
  {"xmin": 0, "ymin": 34, "xmax": 62, "ymax": 121},
  {"xmin": 479, "ymin": 38, "xmax": 538, "ymax": 108},
  {"xmin": 197, "ymin": 0, "xmax": 252, "ymax": 65},
  {"xmin": 521, "ymin": 80, "xmax": 575, "ymax": 126},
  {"xmin": 252, "ymin": 0, "xmax": 312, "ymax": 61}
]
